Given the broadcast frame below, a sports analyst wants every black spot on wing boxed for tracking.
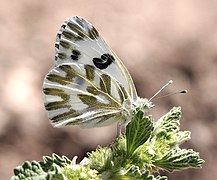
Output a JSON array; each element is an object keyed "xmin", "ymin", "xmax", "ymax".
[
  {"xmin": 73, "ymin": 49, "xmax": 81, "ymax": 56},
  {"xmin": 61, "ymin": 24, "xmax": 66, "ymax": 29},
  {"xmin": 55, "ymin": 43, "xmax": 59, "ymax": 49},
  {"xmin": 93, "ymin": 53, "xmax": 115, "ymax": 70},
  {"xmin": 70, "ymin": 50, "xmax": 81, "ymax": 61},
  {"xmin": 57, "ymin": 33, "xmax": 62, "ymax": 39}
]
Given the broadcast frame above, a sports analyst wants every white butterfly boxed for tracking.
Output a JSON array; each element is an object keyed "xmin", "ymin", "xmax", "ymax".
[{"xmin": 43, "ymin": 16, "xmax": 155, "ymax": 129}]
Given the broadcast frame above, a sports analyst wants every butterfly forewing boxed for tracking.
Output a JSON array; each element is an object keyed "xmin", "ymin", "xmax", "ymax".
[{"xmin": 55, "ymin": 16, "xmax": 137, "ymax": 100}]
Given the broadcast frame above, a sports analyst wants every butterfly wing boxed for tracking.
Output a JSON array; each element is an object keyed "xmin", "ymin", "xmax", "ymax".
[
  {"xmin": 54, "ymin": 16, "xmax": 137, "ymax": 100},
  {"xmin": 43, "ymin": 16, "xmax": 138, "ymax": 128},
  {"xmin": 43, "ymin": 63, "xmax": 131, "ymax": 128}
]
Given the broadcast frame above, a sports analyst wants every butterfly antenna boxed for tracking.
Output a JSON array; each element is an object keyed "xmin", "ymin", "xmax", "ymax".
[
  {"xmin": 149, "ymin": 80, "xmax": 173, "ymax": 101},
  {"xmin": 153, "ymin": 90, "xmax": 188, "ymax": 100}
]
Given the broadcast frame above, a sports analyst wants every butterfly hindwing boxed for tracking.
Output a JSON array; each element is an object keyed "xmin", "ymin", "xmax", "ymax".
[{"xmin": 43, "ymin": 63, "xmax": 131, "ymax": 127}]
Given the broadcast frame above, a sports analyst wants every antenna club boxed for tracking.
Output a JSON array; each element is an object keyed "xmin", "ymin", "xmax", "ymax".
[
  {"xmin": 169, "ymin": 80, "xmax": 173, "ymax": 84},
  {"xmin": 180, "ymin": 90, "xmax": 188, "ymax": 93}
]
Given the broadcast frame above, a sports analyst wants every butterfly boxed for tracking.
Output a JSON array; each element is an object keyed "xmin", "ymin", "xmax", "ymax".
[{"xmin": 43, "ymin": 16, "xmax": 155, "ymax": 130}]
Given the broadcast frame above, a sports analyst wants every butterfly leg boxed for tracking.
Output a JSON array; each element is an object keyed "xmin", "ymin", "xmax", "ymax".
[{"xmin": 117, "ymin": 123, "xmax": 122, "ymax": 137}]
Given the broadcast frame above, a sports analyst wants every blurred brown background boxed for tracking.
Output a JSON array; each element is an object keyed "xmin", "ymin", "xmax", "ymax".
[{"xmin": 0, "ymin": 0, "xmax": 216, "ymax": 179}]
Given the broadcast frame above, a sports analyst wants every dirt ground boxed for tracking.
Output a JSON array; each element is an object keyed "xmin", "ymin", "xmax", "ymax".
[{"xmin": 0, "ymin": 1, "xmax": 216, "ymax": 179}]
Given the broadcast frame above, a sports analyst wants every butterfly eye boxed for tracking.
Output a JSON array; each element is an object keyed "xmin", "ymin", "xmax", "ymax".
[{"xmin": 92, "ymin": 53, "xmax": 115, "ymax": 70}]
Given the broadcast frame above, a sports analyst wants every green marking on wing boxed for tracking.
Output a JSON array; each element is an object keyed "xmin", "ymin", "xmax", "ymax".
[
  {"xmin": 94, "ymin": 113, "xmax": 119, "ymax": 125},
  {"xmin": 44, "ymin": 88, "xmax": 70, "ymax": 110},
  {"xmin": 88, "ymin": 26, "xmax": 99, "ymax": 40},
  {"xmin": 62, "ymin": 31, "xmax": 77, "ymax": 40},
  {"xmin": 59, "ymin": 64, "xmax": 121, "ymax": 106},
  {"xmin": 59, "ymin": 65, "xmax": 78, "ymax": 77},
  {"xmin": 118, "ymin": 85, "xmax": 129, "ymax": 103},
  {"xmin": 65, "ymin": 112, "xmax": 118, "ymax": 126},
  {"xmin": 46, "ymin": 74, "xmax": 74, "ymax": 85},
  {"xmin": 100, "ymin": 74, "xmax": 111, "ymax": 95},
  {"xmin": 57, "ymin": 52, "xmax": 67, "ymax": 59},
  {"xmin": 44, "ymin": 88, "xmax": 69, "ymax": 100},
  {"xmin": 45, "ymin": 101, "xmax": 70, "ymax": 111},
  {"xmin": 86, "ymin": 86, "xmax": 100, "ymax": 95},
  {"xmin": 78, "ymin": 94, "xmax": 97, "ymax": 105},
  {"xmin": 59, "ymin": 40, "xmax": 71, "ymax": 49},
  {"xmin": 52, "ymin": 109, "xmax": 80, "ymax": 123},
  {"xmin": 67, "ymin": 22, "xmax": 85, "ymax": 41},
  {"xmin": 67, "ymin": 19, "xmax": 99, "ymax": 41},
  {"xmin": 84, "ymin": 65, "xmax": 95, "ymax": 82},
  {"xmin": 46, "ymin": 65, "xmax": 78, "ymax": 85},
  {"xmin": 78, "ymin": 94, "xmax": 120, "ymax": 109}
]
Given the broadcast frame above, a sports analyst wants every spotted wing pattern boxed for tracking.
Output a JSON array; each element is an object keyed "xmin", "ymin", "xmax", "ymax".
[
  {"xmin": 43, "ymin": 16, "xmax": 138, "ymax": 128},
  {"xmin": 54, "ymin": 16, "xmax": 137, "ymax": 100}
]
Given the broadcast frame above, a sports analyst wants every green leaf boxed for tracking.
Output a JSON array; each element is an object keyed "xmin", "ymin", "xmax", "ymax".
[
  {"xmin": 124, "ymin": 165, "xmax": 167, "ymax": 180},
  {"xmin": 11, "ymin": 161, "xmax": 64, "ymax": 180},
  {"xmin": 88, "ymin": 146, "xmax": 113, "ymax": 173},
  {"xmin": 11, "ymin": 154, "xmax": 71, "ymax": 180},
  {"xmin": 154, "ymin": 147, "xmax": 205, "ymax": 172},
  {"xmin": 126, "ymin": 110, "xmax": 154, "ymax": 156},
  {"xmin": 169, "ymin": 131, "xmax": 191, "ymax": 147},
  {"xmin": 153, "ymin": 107, "xmax": 181, "ymax": 137}
]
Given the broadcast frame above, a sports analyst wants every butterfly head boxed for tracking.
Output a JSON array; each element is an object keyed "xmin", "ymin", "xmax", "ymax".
[{"xmin": 133, "ymin": 97, "xmax": 155, "ymax": 113}]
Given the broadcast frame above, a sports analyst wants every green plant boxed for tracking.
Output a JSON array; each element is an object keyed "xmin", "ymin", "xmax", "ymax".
[{"xmin": 11, "ymin": 107, "xmax": 204, "ymax": 180}]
